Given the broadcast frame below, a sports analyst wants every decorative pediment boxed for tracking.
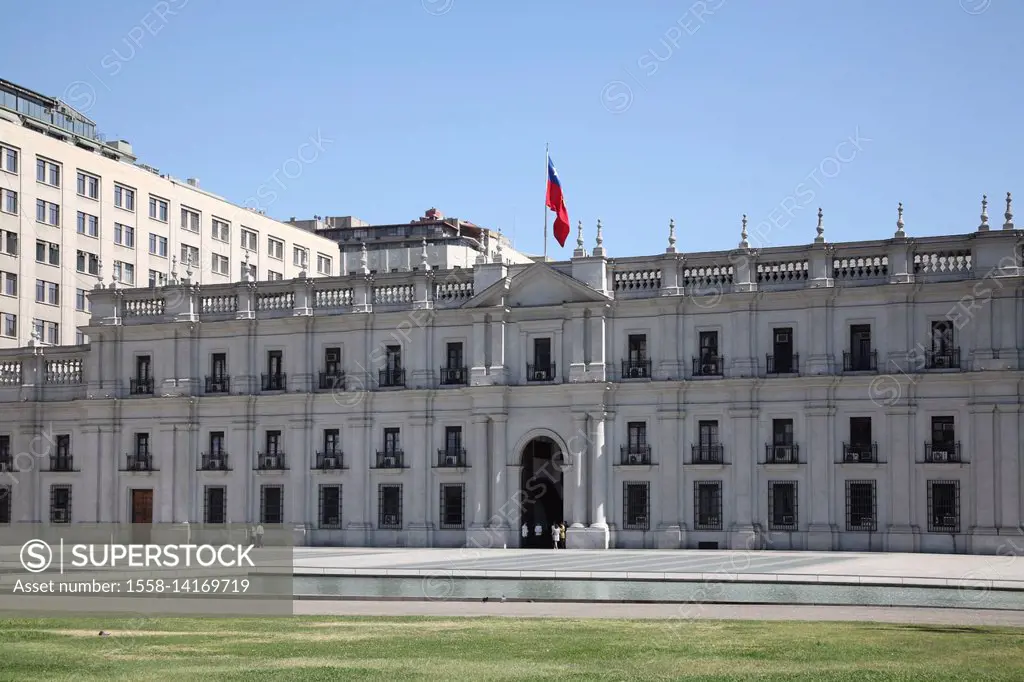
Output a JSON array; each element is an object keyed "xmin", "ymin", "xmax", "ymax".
[{"xmin": 464, "ymin": 262, "xmax": 610, "ymax": 308}]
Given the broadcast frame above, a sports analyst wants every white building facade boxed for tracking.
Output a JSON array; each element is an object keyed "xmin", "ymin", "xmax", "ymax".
[
  {"xmin": 0, "ymin": 79, "xmax": 340, "ymax": 349},
  {"xmin": 0, "ymin": 211, "xmax": 1022, "ymax": 555}
]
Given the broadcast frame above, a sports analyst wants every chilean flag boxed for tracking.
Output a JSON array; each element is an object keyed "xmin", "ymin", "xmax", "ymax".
[{"xmin": 546, "ymin": 157, "xmax": 570, "ymax": 247}]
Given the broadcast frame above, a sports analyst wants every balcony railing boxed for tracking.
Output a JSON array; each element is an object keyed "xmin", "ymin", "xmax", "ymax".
[
  {"xmin": 619, "ymin": 445, "xmax": 652, "ymax": 465},
  {"xmin": 122, "ymin": 453, "xmax": 155, "ymax": 471},
  {"xmin": 318, "ymin": 371, "xmax": 345, "ymax": 390},
  {"xmin": 314, "ymin": 450, "xmax": 345, "ymax": 470},
  {"xmin": 205, "ymin": 376, "xmax": 230, "ymax": 394},
  {"xmin": 129, "ymin": 377, "xmax": 154, "ymax": 395},
  {"xmin": 925, "ymin": 348, "xmax": 961, "ymax": 370},
  {"xmin": 925, "ymin": 441, "xmax": 962, "ymax": 463},
  {"xmin": 437, "ymin": 447, "xmax": 467, "ymax": 467},
  {"xmin": 692, "ymin": 355, "xmax": 724, "ymax": 377},
  {"xmin": 199, "ymin": 452, "xmax": 230, "ymax": 471},
  {"xmin": 843, "ymin": 442, "xmax": 877, "ymax": 463},
  {"xmin": 621, "ymin": 358, "xmax": 652, "ymax": 379},
  {"xmin": 765, "ymin": 443, "xmax": 799, "ymax": 464},
  {"xmin": 255, "ymin": 452, "xmax": 287, "ymax": 470},
  {"xmin": 49, "ymin": 455, "xmax": 74, "ymax": 472},
  {"xmin": 526, "ymin": 363, "xmax": 556, "ymax": 382},
  {"xmin": 440, "ymin": 366, "xmax": 467, "ymax": 385},
  {"xmin": 691, "ymin": 444, "xmax": 724, "ymax": 464},
  {"xmin": 766, "ymin": 353, "xmax": 799, "ymax": 375},
  {"xmin": 378, "ymin": 369, "xmax": 406, "ymax": 388},
  {"xmin": 261, "ymin": 373, "xmax": 286, "ymax": 391},
  {"xmin": 375, "ymin": 450, "xmax": 404, "ymax": 468},
  {"xmin": 843, "ymin": 350, "xmax": 877, "ymax": 372}
]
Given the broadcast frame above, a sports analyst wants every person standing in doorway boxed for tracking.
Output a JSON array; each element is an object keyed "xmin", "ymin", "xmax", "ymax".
[
  {"xmin": 559, "ymin": 522, "xmax": 567, "ymax": 549},
  {"xmin": 255, "ymin": 523, "xmax": 264, "ymax": 548},
  {"xmin": 551, "ymin": 523, "xmax": 560, "ymax": 549},
  {"xmin": 534, "ymin": 522, "xmax": 542, "ymax": 539},
  {"xmin": 521, "ymin": 523, "xmax": 529, "ymax": 540}
]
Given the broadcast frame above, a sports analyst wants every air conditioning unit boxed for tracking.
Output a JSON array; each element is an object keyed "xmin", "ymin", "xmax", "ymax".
[
  {"xmin": 943, "ymin": 515, "xmax": 957, "ymax": 526},
  {"xmin": 325, "ymin": 351, "xmax": 339, "ymax": 363},
  {"xmin": 773, "ymin": 447, "xmax": 791, "ymax": 463},
  {"xmin": 0, "ymin": 461, "xmax": 10, "ymax": 472},
  {"xmin": 52, "ymin": 509, "xmax": 67, "ymax": 523},
  {"xmin": 383, "ymin": 514, "xmax": 398, "ymax": 526},
  {"xmin": 846, "ymin": 452, "xmax": 860, "ymax": 463},
  {"xmin": 776, "ymin": 332, "xmax": 790, "ymax": 343},
  {"xmin": 263, "ymin": 456, "xmax": 278, "ymax": 469},
  {"xmin": 628, "ymin": 453, "xmax": 643, "ymax": 465},
  {"xmin": 860, "ymin": 517, "xmax": 874, "ymax": 528},
  {"xmin": 534, "ymin": 371, "xmax": 547, "ymax": 380},
  {"xmin": 781, "ymin": 515, "xmax": 794, "ymax": 525},
  {"xmin": 707, "ymin": 516, "xmax": 720, "ymax": 525},
  {"xmin": 445, "ymin": 454, "xmax": 459, "ymax": 466},
  {"xmin": 932, "ymin": 451, "xmax": 948, "ymax": 462},
  {"xmin": 322, "ymin": 456, "xmax": 337, "ymax": 469},
  {"xmin": 628, "ymin": 367, "xmax": 642, "ymax": 378},
  {"xmin": 383, "ymin": 456, "xmax": 396, "ymax": 468},
  {"xmin": 209, "ymin": 458, "xmax": 224, "ymax": 470},
  {"xmin": 634, "ymin": 516, "xmax": 647, "ymax": 526}
]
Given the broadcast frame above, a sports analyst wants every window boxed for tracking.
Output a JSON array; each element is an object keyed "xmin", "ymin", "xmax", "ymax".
[
  {"xmin": 443, "ymin": 426, "xmax": 462, "ymax": 456},
  {"xmin": 148, "ymin": 233, "xmax": 168, "ymax": 257},
  {"xmin": 627, "ymin": 422, "xmax": 647, "ymax": 450},
  {"xmin": 267, "ymin": 270, "xmax": 283, "ymax": 281},
  {"xmin": 265, "ymin": 430, "xmax": 283, "ymax": 454},
  {"xmin": 32, "ymin": 318, "xmax": 42, "ymax": 341},
  {"xmin": 0, "ymin": 188, "xmax": 16, "ymax": 214},
  {"xmin": 211, "ymin": 217, "xmax": 230, "ymax": 242},
  {"xmin": 241, "ymin": 228, "xmax": 258, "ymax": 251},
  {"xmin": 240, "ymin": 261, "xmax": 256, "ymax": 281},
  {"xmin": 35, "ymin": 199, "xmax": 60, "ymax": 226},
  {"xmin": 694, "ymin": 481, "xmax": 723, "ymax": 530},
  {"xmin": 929, "ymin": 417, "xmax": 956, "ymax": 461},
  {"xmin": 268, "ymin": 237, "xmax": 284, "ymax": 260},
  {"xmin": 135, "ymin": 432, "xmax": 151, "ymax": 456},
  {"xmin": 50, "ymin": 484, "xmax": 71, "ymax": 524},
  {"xmin": 696, "ymin": 331, "xmax": 721, "ymax": 375},
  {"xmin": 36, "ymin": 157, "xmax": 60, "ymax": 187},
  {"xmin": 446, "ymin": 342, "xmax": 464, "ymax": 369},
  {"xmin": 319, "ymin": 485, "xmax": 342, "ymax": 528},
  {"xmin": 324, "ymin": 428, "xmax": 341, "ymax": 453},
  {"xmin": 113, "ymin": 261, "xmax": 135, "ymax": 285},
  {"xmin": 1, "ymin": 145, "xmax": 17, "ymax": 173},
  {"xmin": 324, "ymin": 347, "xmax": 341, "ymax": 375},
  {"xmin": 928, "ymin": 480, "xmax": 960, "ymax": 533},
  {"xmin": 114, "ymin": 184, "xmax": 135, "ymax": 211},
  {"xmin": 530, "ymin": 337, "xmax": 554, "ymax": 380},
  {"xmin": 113, "ymin": 223, "xmax": 135, "ymax": 247},
  {"xmin": 76, "ymin": 211, "xmax": 99, "ymax": 237},
  {"xmin": 770, "ymin": 327, "xmax": 795, "ymax": 373},
  {"xmin": 769, "ymin": 481, "xmax": 797, "ymax": 530},
  {"xmin": 148, "ymin": 270, "xmax": 167, "ymax": 288},
  {"xmin": 76, "ymin": 250, "xmax": 99, "ymax": 275},
  {"xmin": 698, "ymin": 420, "xmax": 719, "ymax": 447},
  {"xmin": 849, "ymin": 417, "xmax": 872, "ymax": 456},
  {"xmin": 623, "ymin": 482, "xmax": 650, "ymax": 530},
  {"xmin": 846, "ymin": 324, "xmax": 874, "ymax": 371},
  {"xmin": 383, "ymin": 427, "xmax": 400, "ymax": 453},
  {"xmin": 1, "ymin": 313, "xmax": 16, "ymax": 338},
  {"xmin": 76, "ymin": 171, "xmax": 99, "ymax": 199},
  {"xmin": 35, "ymin": 240, "xmax": 59, "ymax": 266},
  {"xmin": 0, "ymin": 230, "xmax": 17, "ymax": 256},
  {"xmin": 35, "ymin": 280, "xmax": 59, "ymax": 305},
  {"xmin": 1, "ymin": 271, "xmax": 16, "ymax": 297},
  {"xmin": 75, "ymin": 289, "xmax": 91, "ymax": 312},
  {"xmin": 260, "ymin": 485, "xmax": 284, "ymax": 524},
  {"xmin": 180, "ymin": 244, "xmax": 199, "ymax": 269},
  {"xmin": 76, "ymin": 331, "xmax": 88, "ymax": 345},
  {"xmin": 439, "ymin": 483, "xmax": 465, "ymax": 529},
  {"xmin": 204, "ymin": 486, "xmax": 226, "ymax": 524},
  {"xmin": 930, "ymin": 320, "xmax": 954, "ymax": 354},
  {"xmin": 267, "ymin": 350, "xmax": 283, "ymax": 378},
  {"xmin": 148, "ymin": 196, "xmax": 168, "ymax": 222},
  {"xmin": 212, "ymin": 253, "xmax": 229, "ymax": 276},
  {"xmin": 181, "ymin": 206, "xmax": 200, "ymax": 232},
  {"xmin": 209, "ymin": 431, "xmax": 226, "ymax": 455},
  {"xmin": 385, "ymin": 345, "xmax": 402, "ymax": 371},
  {"xmin": 0, "ymin": 484, "xmax": 9, "ymax": 524},
  {"xmin": 317, "ymin": 254, "xmax": 332, "ymax": 275},
  {"xmin": 772, "ymin": 419, "xmax": 794, "ymax": 445},
  {"xmin": 845, "ymin": 480, "xmax": 877, "ymax": 531},
  {"xmin": 928, "ymin": 320, "xmax": 959, "ymax": 368},
  {"xmin": 293, "ymin": 246, "xmax": 308, "ymax": 267},
  {"xmin": 624, "ymin": 333, "xmax": 649, "ymax": 378},
  {"xmin": 378, "ymin": 483, "xmax": 402, "ymax": 529},
  {"xmin": 135, "ymin": 355, "xmax": 152, "ymax": 381}
]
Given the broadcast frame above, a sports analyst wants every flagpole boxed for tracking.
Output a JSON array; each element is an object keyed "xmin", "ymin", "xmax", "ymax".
[{"xmin": 543, "ymin": 142, "xmax": 549, "ymax": 261}]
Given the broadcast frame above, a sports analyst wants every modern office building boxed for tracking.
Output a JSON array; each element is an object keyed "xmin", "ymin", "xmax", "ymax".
[
  {"xmin": 0, "ymin": 201, "xmax": 1021, "ymax": 555},
  {"xmin": 0, "ymin": 77, "xmax": 340, "ymax": 349},
  {"xmin": 288, "ymin": 208, "xmax": 534, "ymax": 274}
]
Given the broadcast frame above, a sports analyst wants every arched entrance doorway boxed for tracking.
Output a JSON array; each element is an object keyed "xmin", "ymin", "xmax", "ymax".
[{"xmin": 519, "ymin": 436, "xmax": 565, "ymax": 548}]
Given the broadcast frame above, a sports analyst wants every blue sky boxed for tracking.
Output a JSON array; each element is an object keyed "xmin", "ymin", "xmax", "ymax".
[{"xmin": 3, "ymin": 0, "xmax": 1021, "ymax": 257}]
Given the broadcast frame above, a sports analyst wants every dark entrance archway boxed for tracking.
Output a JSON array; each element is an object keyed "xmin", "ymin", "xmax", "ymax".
[{"xmin": 519, "ymin": 437, "xmax": 564, "ymax": 548}]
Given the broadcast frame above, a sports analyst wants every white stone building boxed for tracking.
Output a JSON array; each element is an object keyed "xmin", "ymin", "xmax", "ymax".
[
  {"xmin": 0, "ymin": 205, "xmax": 1022, "ymax": 555},
  {"xmin": 0, "ymin": 77, "xmax": 340, "ymax": 349}
]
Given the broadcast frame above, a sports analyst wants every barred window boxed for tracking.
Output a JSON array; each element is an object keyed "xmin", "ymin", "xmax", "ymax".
[
  {"xmin": 260, "ymin": 485, "xmax": 284, "ymax": 524},
  {"xmin": 439, "ymin": 483, "xmax": 465, "ymax": 530},
  {"xmin": 768, "ymin": 481, "xmax": 797, "ymax": 530},
  {"xmin": 204, "ymin": 486, "xmax": 226, "ymax": 524},
  {"xmin": 694, "ymin": 481, "xmax": 722, "ymax": 530},
  {"xmin": 0, "ymin": 485, "xmax": 10, "ymax": 524},
  {"xmin": 845, "ymin": 480, "xmax": 877, "ymax": 531},
  {"xmin": 319, "ymin": 485, "xmax": 342, "ymax": 529},
  {"xmin": 379, "ymin": 484, "xmax": 402, "ymax": 529},
  {"xmin": 50, "ymin": 484, "xmax": 71, "ymax": 524},
  {"xmin": 623, "ymin": 482, "xmax": 650, "ymax": 531},
  {"xmin": 928, "ymin": 480, "xmax": 960, "ymax": 533}
]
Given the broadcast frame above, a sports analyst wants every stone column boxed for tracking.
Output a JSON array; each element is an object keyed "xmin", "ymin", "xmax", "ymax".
[
  {"xmin": 471, "ymin": 416, "xmax": 490, "ymax": 526},
  {"xmin": 470, "ymin": 314, "xmax": 488, "ymax": 384},
  {"xmin": 488, "ymin": 416, "xmax": 509, "ymax": 543},
  {"xmin": 587, "ymin": 310, "xmax": 607, "ymax": 380},
  {"xmin": 885, "ymin": 406, "xmax": 917, "ymax": 552},
  {"xmin": 408, "ymin": 416, "xmax": 432, "ymax": 546},
  {"xmin": 587, "ymin": 411, "xmax": 610, "ymax": 549},
  {"xmin": 727, "ymin": 407, "xmax": 757, "ymax": 549},
  {"xmin": 998, "ymin": 406, "xmax": 1021, "ymax": 535},
  {"xmin": 488, "ymin": 314, "xmax": 507, "ymax": 383},
  {"xmin": 345, "ymin": 417, "xmax": 371, "ymax": 546},
  {"xmin": 970, "ymin": 404, "xmax": 997, "ymax": 535},
  {"xmin": 568, "ymin": 309, "xmax": 587, "ymax": 382},
  {"xmin": 568, "ymin": 413, "xmax": 588, "ymax": 529},
  {"xmin": 657, "ymin": 410, "xmax": 683, "ymax": 548},
  {"xmin": 288, "ymin": 419, "xmax": 311, "ymax": 527},
  {"xmin": 158, "ymin": 425, "xmax": 176, "ymax": 524},
  {"xmin": 805, "ymin": 407, "xmax": 835, "ymax": 550}
]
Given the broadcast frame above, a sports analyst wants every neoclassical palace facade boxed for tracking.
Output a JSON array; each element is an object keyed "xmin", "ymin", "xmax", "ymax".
[{"xmin": 0, "ymin": 212, "xmax": 1022, "ymax": 554}]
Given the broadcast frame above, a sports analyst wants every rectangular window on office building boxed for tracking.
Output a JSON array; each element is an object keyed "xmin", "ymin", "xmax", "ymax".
[
  {"xmin": 439, "ymin": 483, "xmax": 465, "ymax": 530},
  {"xmin": 260, "ymin": 485, "xmax": 284, "ymax": 525},
  {"xmin": 241, "ymin": 228, "xmax": 258, "ymax": 251},
  {"xmin": 77, "ymin": 211, "xmax": 99, "ymax": 237},
  {"xmin": 212, "ymin": 217, "xmax": 230, "ymax": 242},
  {"xmin": 1, "ymin": 145, "xmax": 18, "ymax": 174},
  {"xmin": 1, "ymin": 188, "xmax": 16, "ymax": 214},
  {"xmin": 212, "ymin": 253, "xmax": 229, "ymax": 276},
  {"xmin": 148, "ymin": 233, "xmax": 168, "ymax": 257},
  {"xmin": 36, "ymin": 157, "xmax": 60, "ymax": 187},
  {"xmin": 77, "ymin": 171, "xmax": 99, "ymax": 199},
  {"xmin": 378, "ymin": 484, "xmax": 402, "ymax": 529},
  {"xmin": 1, "ymin": 271, "xmax": 16, "ymax": 297},
  {"xmin": 114, "ymin": 184, "xmax": 135, "ymax": 211},
  {"xmin": 623, "ymin": 482, "xmax": 651, "ymax": 531},
  {"xmin": 2, "ymin": 313, "xmax": 16, "ymax": 338},
  {"xmin": 204, "ymin": 486, "xmax": 226, "ymax": 524},
  {"xmin": 318, "ymin": 485, "xmax": 342, "ymax": 529},
  {"xmin": 181, "ymin": 207, "xmax": 200, "ymax": 232},
  {"xmin": 75, "ymin": 289, "xmax": 91, "ymax": 312},
  {"xmin": 149, "ymin": 196, "xmax": 168, "ymax": 222}
]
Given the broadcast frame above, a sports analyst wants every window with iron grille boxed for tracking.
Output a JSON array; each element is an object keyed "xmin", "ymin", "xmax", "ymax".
[
  {"xmin": 439, "ymin": 483, "xmax": 465, "ymax": 530},
  {"xmin": 928, "ymin": 480, "xmax": 960, "ymax": 533},
  {"xmin": 623, "ymin": 482, "xmax": 650, "ymax": 530},
  {"xmin": 204, "ymin": 486, "xmax": 226, "ymax": 524},
  {"xmin": 768, "ymin": 481, "xmax": 797, "ymax": 530},
  {"xmin": 319, "ymin": 485, "xmax": 342, "ymax": 529},
  {"xmin": 260, "ymin": 485, "xmax": 284, "ymax": 524},
  {"xmin": 379, "ymin": 484, "xmax": 402, "ymax": 529},
  {"xmin": 845, "ymin": 480, "xmax": 877, "ymax": 531},
  {"xmin": 694, "ymin": 481, "xmax": 723, "ymax": 530},
  {"xmin": 0, "ymin": 485, "xmax": 10, "ymax": 524},
  {"xmin": 50, "ymin": 484, "xmax": 71, "ymax": 524}
]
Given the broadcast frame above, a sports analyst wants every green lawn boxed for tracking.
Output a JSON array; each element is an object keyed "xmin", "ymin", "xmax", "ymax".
[{"xmin": 0, "ymin": 616, "xmax": 1021, "ymax": 681}]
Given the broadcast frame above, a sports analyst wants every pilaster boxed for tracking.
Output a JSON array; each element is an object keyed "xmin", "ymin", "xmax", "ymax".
[
  {"xmin": 970, "ymin": 404, "xmax": 997, "ymax": 533},
  {"xmin": 805, "ymin": 406, "xmax": 836, "ymax": 549},
  {"xmin": 885, "ymin": 405, "xmax": 918, "ymax": 552},
  {"xmin": 487, "ymin": 311, "xmax": 508, "ymax": 383},
  {"xmin": 587, "ymin": 308, "xmax": 608, "ymax": 380},
  {"xmin": 727, "ymin": 406, "xmax": 758, "ymax": 549},
  {"xmin": 488, "ymin": 415, "xmax": 509, "ymax": 532},
  {"xmin": 656, "ymin": 409, "xmax": 683, "ymax": 548}
]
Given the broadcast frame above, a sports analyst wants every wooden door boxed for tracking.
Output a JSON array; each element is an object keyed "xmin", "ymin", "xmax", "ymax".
[{"xmin": 131, "ymin": 489, "xmax": 153, "ymax": 543}]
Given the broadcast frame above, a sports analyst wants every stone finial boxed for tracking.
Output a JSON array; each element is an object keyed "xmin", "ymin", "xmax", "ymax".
[
  {"xmin": 593, "ymin": 219, "xmax": 605, "ymax": 257},
  {"xmin": 243, "ymin": 251, "xmax": 254, "ymax": 282},
  {"xmin": 979, "ymin": 194, "xmax": 989, "ymax": 231},
  {"xmin": 739, "ymin": 214, "xmax": 749, "ymax": 249},
  {"xmin": 1004, "ymin": 192, "xmax": 1014, "ymax": 230},
  {"xmin": 667, "ymin": 218, "xmax": 677, "ymax": 253},
  {"xmin": 814, "ymin": 207, "xmax": 824, "ymax": 243},
  {"xmin": 359, "ymin": 242, "xmax": 369, "ymax": 275},
  {"xmin": 29, "ymin": 328, "xmax": 39, "ymax": 347},
  {"xmin": 576, "ymin": 220, "xmax": 584, "ymax": 249},
  {"xmin": 895, "ymin": 202, "xmax": 905, "ymax": 237},
  {"xmin": 170, "ymin": 255, "xmax": 179, "ymax": 283},
  {"xmin": 94, "ymin": 259, "xmax": 104, "ymax": 289},
  {"xmin": 420, "ymin": 236, "xmax": 430, "ymax": 270},
  {"xmin": 494, "ymin": 229, "xmax": 504, "ymax": 263},
  {"xmin": 185, "ymin": 251, "xmax": 194, "ymax": 279}
]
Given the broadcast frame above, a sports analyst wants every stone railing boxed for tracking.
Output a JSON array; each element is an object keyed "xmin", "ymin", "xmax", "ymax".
[{"xmin": 0, "ymin": 345, "xmax": 88, "ymax": 400}]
